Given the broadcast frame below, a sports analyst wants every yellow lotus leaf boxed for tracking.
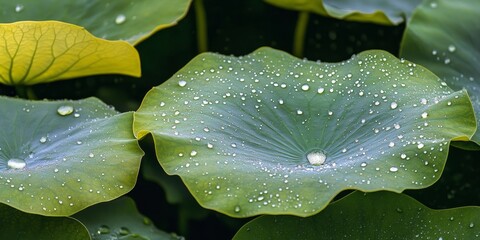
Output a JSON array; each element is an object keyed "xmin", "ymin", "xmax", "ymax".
[{"xmin": 0, "ymin": 21, "xmax": 141, "ymax": 86}]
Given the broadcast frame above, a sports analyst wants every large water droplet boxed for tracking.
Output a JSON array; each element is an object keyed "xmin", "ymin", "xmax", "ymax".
[
  {"xmin": 234, "ymin": 205, "xmax": 241, "ymax": 213},
  {"xmin": 97, "ymin": 225, "xmax": 110, "ymax": 234},
  {"xmin": 15, "ymin": 4, "xmax": 24, "ymax": 12},
  {"xmin": 7, "ymin": 158, "xmax": 26, "ymax": 169},
  {"xmin": 448, "ymin": 44, "xmax": 456, "ymax": 53},
  {"xmin": 178, "ymin": 80, "xmax": 187, "ymax": 87},
  {"xmin": 57, "ymin": 105, "xmax": 74, "ymax": 116},
  {"xmin": 115, "ymin": 14, "xmax": 126, "ymax": 24},
  {"xmin": 390, "ymin": 102, "xmax": 398, "ymax": 109},
  {"xmin": 301, "ymin": 84, "xmax": 310, "ymax": 91},
  {"xmin": 118, "ymin": 227, "xmax": 130, "ymax": 236},
  {"xmin": 39, "ymin": 136, "xmax": 48, "ymax": 143},
  {"xmin": 389, "ymin": 166, "xmax": 399, "ymax": 172},
  {"xmin": 306, "ymin": 150, "xmax": 326, "ymax": 165}
]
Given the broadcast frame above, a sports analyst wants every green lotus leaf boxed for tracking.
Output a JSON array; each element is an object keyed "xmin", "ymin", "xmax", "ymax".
[
  {"xmin": 0, "ymin": 96, "xmax": 143, "ymax": 216},
  {"xmin": 233, "ymin": 191, "xmax": 480, "ymax": 239},
  {"xmin": 399, "ymin": 0, "xmax": 480, "ymax": 147},
  {"xmin": 0, "ymin": 0, "xmax": 191, "ymax": 45},
  {"xmin": 134, "ymin": 47, "xmax": 475, "ymax": 217},
  {"xmin": 0, "ymin": 203, "xmax": 90, "ymax": 240},
  {"xmin": 0, "ymin": 21, "xmax": 141, "ymax": 86},
  {"xmin": 73, "ymin": 196, "xmax": 182, "ymax": 240},
  {"xmin": 264, "ymin": 0, "xmax": 421, "ymax": 25}
]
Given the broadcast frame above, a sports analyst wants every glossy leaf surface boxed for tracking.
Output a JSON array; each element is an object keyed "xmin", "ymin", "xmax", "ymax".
[
  {"xmin": 0, "ymin": 21, "xmax": 140, "ymax": 86},
  {"xmin": 0, "ymin": 203, "xmax": 90, "ymax": 240},
  {"xmin": 0, "ymin": 96, "xmax": 143, "ymax": 216},
  {"xmin": 73, "ymin": 197, "xmax": 182, "ymax": 240},
  {"xmin": 400, "ymin": 0, "xmax": 480, "ymax": 146},
  {"xmin": 0, "ymin": 0, "xmax": 191, "ymax": 45},
  {"xmin": 134, "ymin": 47, "xmax": 475, "ymax": 217},
  {"xmin": 264, "ymin": 0, "xmax": 421, "ymax": 25},
  {"xmin": 233, "ymin": 191, "xmax": 480, "ymax": 239}
]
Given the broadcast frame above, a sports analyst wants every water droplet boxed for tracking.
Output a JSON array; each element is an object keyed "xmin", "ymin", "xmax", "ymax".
[
  {"xmin": 15, "ymin": 4, "xmax": 24, "ymax": 12},
  {"xmin": 389, "ymin": 142, "xmax": 395, "ymax": 147},
  {"xmin": 39, "ymin": 136, "xmax": 48, "ymax": 143},
  {"xmin": 7, "ymin": 158, "xmax": 26, "ymax": 169},
  {"xmin": 317, "ymin": 87, "xmax": 325, "ymax": 94},
  {"xmin": 306, "ymin": 150, "xmax": 326, "ymax": 166},
  {"xmin": 417, "ymin": 143, "xmax": 424, "ymax": 149},
  {"xmin": 360, "ymin": 162, "xmax": 367, "ymax": 167},
  {"xmin": 448, "ymin": 45, "xmax": 456, "ymax": 52},
  {"xmin": 421, "ymin": 112, "xmax": 428, "ymax": 119},
  {"xmin": 115, "ymin": 14, "xmax": 126, "ymax": 24},
  {"xmin": 97, "ymin": 225, "xmax": 110, "ymax": 234},
  {"xmin": 234, "ymin": 205, "xmax": 241, "ymax": 213},
  {"xmin": 390, "ymin": 102, "xmax": 398, "ymax": 109},
  {"xmin": 118, "ymin": 227, "xmax": 130, "ymax": 235},
  {"xmin": 400, "ymin": 153, "xmax": 407, "ymax": 159},
  {"xmin": 469, "ymin": 222, "xmax": 474, "ymax": 228},
  {"xmin": 178, "ymin": 80, "xmax": 187, "ymax": 87},
  {"xmin": 89, "ymin": 153, "xmax": 95, "ymax": 158},
  {"xmin": 190, "ymin": 150, "xmax": 197, "ymax": 157},
  {"xmin": 389, "ymin": 166, "xmax": 399, "ymax": 172},
  {"xmin": 296, "ymin": 110, "xmax": 303, "ymax": 115},
  {"xmin": 301, "ymin": 84, "xmax": 310, "ymax": 91},
  {"xmin": 430, "ymin": 2, "xmax": 437, "ymax": 8},
  {"xmin": 57, "ymin": 105, "xmax": 74, "ymax": 116}
]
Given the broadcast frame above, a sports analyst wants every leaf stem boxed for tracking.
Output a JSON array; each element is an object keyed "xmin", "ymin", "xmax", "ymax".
[
  {"xmin": 15, "ymin": 85, "xmax": 37, "ymax": 99},
  {"xmin": 194, "ymin": 0, "xmax": 208, "ymax": 53},
  {"xmin": 293, "ymin": 11, "xmax": 310, "ymax": 58}
]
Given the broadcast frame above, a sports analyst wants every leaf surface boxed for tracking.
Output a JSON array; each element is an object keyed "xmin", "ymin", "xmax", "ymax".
[
  {"xmin": 0, "ymin": 96, "xmax": 143, "ymax": 216},
  {"xmin": 400, "ymin": 0, "xmax": 480, "ymax": 146},
  {"xmin": 0, "ymin": 21, "xmax": 140, "ymax": 86},
  {"xmin": 73, "ymin": 197, "xmax": 182, "ymax": 240},
  {"xmin": 264, "ymin": 0, "xmax": 421, "ymax": 25},
  {"xmin": 233, "ymin": 191, "xmax": 480, "ymax": 239},
  {"xmin": 0, "ymin": 203, "xmax": 90, "ymax": 240},
  {"xmin": 0, "ymin": 0, "xmax": 191, "ymax": 45},
  {"xmin": 134, "ymin": 47, "xmax": 475, "ymax": 217}
]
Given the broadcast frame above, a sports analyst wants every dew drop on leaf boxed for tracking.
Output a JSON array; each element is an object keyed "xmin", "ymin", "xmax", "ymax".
[
  {"xmin": 14, "ymin": 4, "xmax": 24, "ymax": 12},
  {"xmin": 448, "ymin": 45, "xmax": 456, "ymax": 52},
  {"xmin": 178, "ymin": 80, "xmax": 187, "ymax": 87},
  {"xmin": 390, "ymin": 102, "xmax": 398, "ymax": 109},
  {"xmin": 39, "ymin": 136, "xmax": 48, "ymax": 143},
  {"xmin": 389, "ymin": 166, "xmax": 399, "ymax": 172},
  {"xmin": 7, "ymin": 158, "xmax": 26, "ymax": 169},
  {"xmin": 97, "ymin": 225, "xmax": 110, "ymax": 234},
  {"xmin": 118, "ymin": 227, "xmax": 130, "ymax": 235},
  {"xmin": 57, "ymin": 105, "xmax": 74, "ymax": 116},
  {"xmin": 306, "ymin": 150, "xmax": 326, "ymax": 166},
  {"xmin": 115, "ymin": 14, "xmax": 126, "ymax": 24}
]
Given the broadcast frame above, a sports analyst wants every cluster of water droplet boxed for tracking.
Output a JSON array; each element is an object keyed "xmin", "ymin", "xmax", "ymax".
[{"xmin": 136, "ymin": 47, "xmax": 468, "ymax": 216}]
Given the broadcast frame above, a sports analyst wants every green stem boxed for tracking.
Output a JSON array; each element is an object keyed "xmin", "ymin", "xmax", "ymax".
[
  {"xmin": 293, "ymin": 11, "xmax": 310, "ymax": 58},
  {"xmin": 15, "ymin": 85, "xmax": 37, "ymax": 99},
  {"xmin": 194, "ymin": 0, "xmax": 208, "ymax": 53}
]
